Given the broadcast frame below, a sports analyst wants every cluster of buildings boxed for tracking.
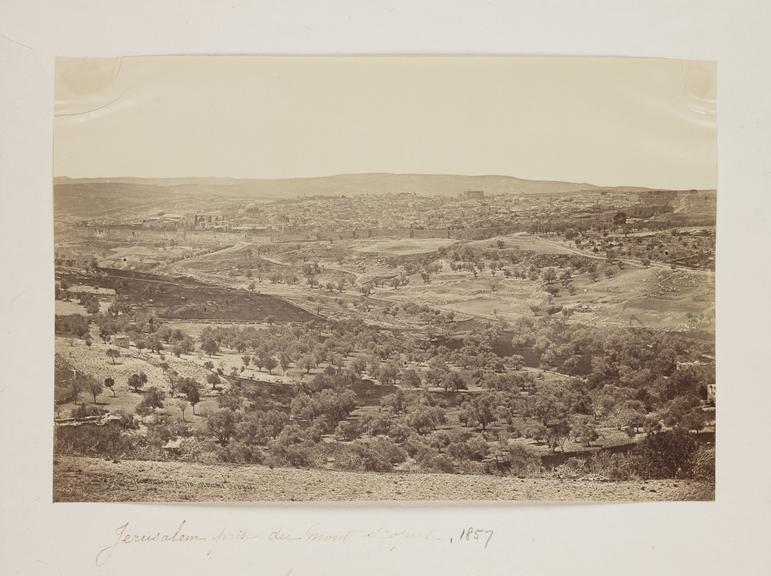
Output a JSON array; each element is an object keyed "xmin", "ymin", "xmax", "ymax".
[
  {"xmin": 79, "ymin": 187, "xmax": 715, "ymax": 242},
  {"xmin": 200, "ymin": 188, "xmax": 662, "ymax": 239}
]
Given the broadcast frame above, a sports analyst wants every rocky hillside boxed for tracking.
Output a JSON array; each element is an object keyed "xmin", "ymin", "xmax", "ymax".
[{"xmin": 54, "ymin": 456, "xmax": 714, "ymax": 503}]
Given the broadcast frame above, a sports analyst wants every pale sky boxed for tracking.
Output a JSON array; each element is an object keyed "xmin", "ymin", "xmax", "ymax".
[{"xmin": 54, "ymin": 56, "xmax": 716, "ymax": 189}]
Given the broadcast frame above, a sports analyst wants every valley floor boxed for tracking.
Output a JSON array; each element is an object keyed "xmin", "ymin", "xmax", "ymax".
[{"xmin": 53, "ymin": 455, "xmax": 714, "ymax": 503}]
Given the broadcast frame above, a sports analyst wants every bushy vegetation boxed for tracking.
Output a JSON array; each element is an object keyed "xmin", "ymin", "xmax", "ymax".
[
  {"xmin": 54, "ymin": 264, "xmax": 714, "ymax": 484},
  {"xmin": 55, "ymin": 314, "xmax": 91, "ymax": 338}
]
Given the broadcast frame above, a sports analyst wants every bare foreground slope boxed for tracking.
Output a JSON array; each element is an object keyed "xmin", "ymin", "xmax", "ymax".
[{"xmin": 54, "ymin": 456, "xmax": 713, "ymax": 503}]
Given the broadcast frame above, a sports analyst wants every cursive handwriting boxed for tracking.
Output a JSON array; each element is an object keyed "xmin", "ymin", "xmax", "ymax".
[
  {"xmin": 95, "ymin": 521, "xmax": 484, "ymax": 567},
  {"xmin": 96, "ymin": 521, "xmax": 206, "ymax": 566}
]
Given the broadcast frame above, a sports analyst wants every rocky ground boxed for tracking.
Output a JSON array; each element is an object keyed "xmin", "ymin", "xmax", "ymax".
[{"xmin": 53, "ymin": 455, "xmax": 714, "ymax": 503}]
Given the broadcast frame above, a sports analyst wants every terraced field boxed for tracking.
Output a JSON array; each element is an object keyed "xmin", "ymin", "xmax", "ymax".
[{"xmin": 61, "ymin": 268, "xmax": 318, "ymax": 323}]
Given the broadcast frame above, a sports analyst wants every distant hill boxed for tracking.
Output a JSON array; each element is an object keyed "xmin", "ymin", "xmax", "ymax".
[
  {"xmin": 53, "ymin": 173, "xmax": 702, "ymax": 218},
  {"xmin": 53, "ymin": 180, "xmax": 252, "ymax": 218}
]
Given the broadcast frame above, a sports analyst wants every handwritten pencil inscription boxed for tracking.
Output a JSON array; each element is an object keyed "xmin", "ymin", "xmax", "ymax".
[{"xmin": 95, "ymin": 520, "xmax": 492, "ymax": 566}]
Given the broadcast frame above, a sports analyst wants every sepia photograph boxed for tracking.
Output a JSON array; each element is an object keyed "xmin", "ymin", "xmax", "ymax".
[{"xmin": 52, "ymin": 56, "xmax": 716, "ymax": 502}]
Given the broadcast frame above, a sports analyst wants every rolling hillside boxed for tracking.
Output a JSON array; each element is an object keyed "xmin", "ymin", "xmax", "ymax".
[{"xmin": 53, "ymin": 173, "xmax": 661, "ymax": 218}]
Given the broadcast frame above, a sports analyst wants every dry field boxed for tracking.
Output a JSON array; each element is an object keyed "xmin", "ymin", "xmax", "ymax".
[
  {"xmin": 349, "ymin": 238, "xmax": 459, "ymax": 256},
  {"xmin": 466, "ymin": 233, "xmax": 579, "ymax": 255},
  {"xmin": 55, "ymin": 300, "xmax": 89, "ymax": 316},
  {"xmin": 155, "ymin": 234, "xmax": 713, "ymax": 332},
  {"xmin": 563, "ymin": 267, "xmax": 714, "ymax": 331},
  {"xmin": 368, "ymin": 259, "xmax": 714, "ymax": 331},
  {"xmin": 53, "ymin": 455, "xmax": 714, "ymax": 503}
]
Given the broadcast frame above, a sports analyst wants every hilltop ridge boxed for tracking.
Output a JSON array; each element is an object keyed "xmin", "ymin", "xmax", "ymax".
[{"xmin": 53, "ymin": 172, "xmax": 707, "ymax": 218}]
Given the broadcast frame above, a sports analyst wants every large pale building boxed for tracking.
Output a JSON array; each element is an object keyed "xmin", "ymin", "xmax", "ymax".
[{"xmin": 462, "ymin": 190, "xmax": 485, "ymax": 200}]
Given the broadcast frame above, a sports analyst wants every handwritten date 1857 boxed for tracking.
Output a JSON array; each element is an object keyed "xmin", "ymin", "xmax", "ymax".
[{"xmin": 449, "ymin": 527, "xmax": 494, "ymax": 549}]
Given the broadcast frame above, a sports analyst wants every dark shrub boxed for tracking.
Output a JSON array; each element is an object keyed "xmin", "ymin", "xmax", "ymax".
[
  {"xmin": 447, "ymin": 433, "xmax": 489, "ymax": 462},
  {"xmin": 55, "ymin": 422, "xmax": 129, "ymax": 458},
  {"xmin": 306, "ymin": 418, "xmax": 329, "ymax": 442},
  {"xmin": 284, "ymin": 444, "xmax": 314, "ymax": 467},
  {"xmin": 207, "ymin": 408, "xmax": 241, "ymax": 444},
  {"xmin": 588, "ymin": 450, "xmax": 634, "ymax": 480},
  {"xmin": 334, "ymin": 446, "xmax": 365, "ymax": 471},
  {"xmin": 633, "ymin": 428, "xmax": 698, "ymax": 479},
  {"xmin": 146, "ymin": 415, "xmax": 191, "ymax": 448},
  {"xmin": 335, "ymin": 420, "xmax": 362, "ymax": 441},
  {"xmin": 217, "ymin": 440, "xmax": 264, "ymax": 464},
  {"xmin": 266, "ymin": 440, "xmax": 314, "ymax": 468},
  {"xmin": 505, "ymin": 445, "xmax": 541, "ymax": 477},
  {"xmin": 70, "ymin": 403, "xmax": 105, "ymax": 419},
  {"xmin": 415, "ymin": 445, "xmax": 455, "ymax": 473},
  {"xmin": 690, "ymin": 445, "xmax": 715, "ymax": 482},
  {"xmin": 340, "ymin": 438, "xmax": 408, "ymax": 472},
  {"xmin": 354, "ymin": 444, "xmax": 393, "ymax": 472},
  {"xmin": 369, "ymin": 437, "xmax": 407, "ymax": 465},
  {"xmin": 361, "ymin": 414, "xmax": 392, "ymax": 436},
  {"xmin": 387, "ymin": 422, "xmax": 413, "ymax": 444},
  {"xmin": 401, "ymin": 433, "xmax": 428, "ymax": 458},
  {"xmin": 553, "ymin": 457, "xmax": 588, "ymax": 479},
  {"xmin": 55, "ymin": 314, "xmax": 90, "ymax": 338},
  {"xmin": 113, "ymin": 409, "xmax": 139, "ymax": 430}
]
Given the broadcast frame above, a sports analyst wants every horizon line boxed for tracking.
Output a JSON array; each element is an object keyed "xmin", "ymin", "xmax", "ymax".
[{"xmin": 52, "ymin": 171, "xmax": 715, "ymax": 192}]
